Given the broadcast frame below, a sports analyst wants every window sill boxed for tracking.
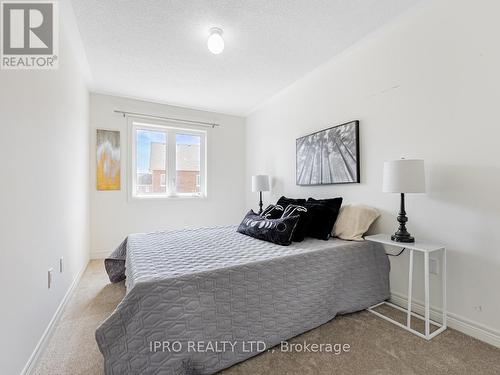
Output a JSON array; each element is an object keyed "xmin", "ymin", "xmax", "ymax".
[{"xmin": 130, "ymin": 194, "xmax": 207, "ymax": 201}]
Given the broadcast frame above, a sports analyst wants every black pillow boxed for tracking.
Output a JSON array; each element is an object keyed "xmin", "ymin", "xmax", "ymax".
[
  {"xmin": 307, "ymin": 197, "xmax": 343, "ymax": 211},
  {"xmin": 281, "ymin": 204, "xmax": 311, "ymax": 242},
  {"xmin": 237, "ymin": 210, "xmax": 300, "ymax": 246},
  {"xmin": 276, "ymin": 196, "xmax": 307, "ymax": 209},
  {"xmin": 261, "ymin": 204, "xmax": 284, "ymax": 219},
  {"xmin": 305, "ymin": 197, "xmax": 343, "ymax": 240}
]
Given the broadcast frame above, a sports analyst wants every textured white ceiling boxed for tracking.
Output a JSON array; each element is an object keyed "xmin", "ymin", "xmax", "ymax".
[{"xmin": 70, "ymin": 0, "xmax": 420, "ymax": 115}]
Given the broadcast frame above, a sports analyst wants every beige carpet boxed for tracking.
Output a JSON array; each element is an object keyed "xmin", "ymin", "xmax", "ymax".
[{"xmin": 34, "ymin": 260, "xmax": 500, "ymax": 375}]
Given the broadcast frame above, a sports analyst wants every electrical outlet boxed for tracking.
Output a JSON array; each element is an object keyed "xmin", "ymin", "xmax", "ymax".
[
  {"xmin": 48, "ymin": 268, "xmax": 53, "ymax": 289},
  {"xmin": 59, "ymin": 257, "xmax": 64, "ymax": 273},
  {"xmin": 429, "ymin": 258, "xmax": 439, "ymax": 275}
]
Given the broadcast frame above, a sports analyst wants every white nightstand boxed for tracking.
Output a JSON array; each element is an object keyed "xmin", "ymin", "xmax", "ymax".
[{"xmin": 365, "ymin": 234, "xmax": 447, "ymax": 340}]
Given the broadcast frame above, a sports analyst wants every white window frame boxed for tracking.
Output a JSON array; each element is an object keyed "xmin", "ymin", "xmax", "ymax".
[{"xmin": 129, "ymin": 117, "xmax": 207, "ymax": 200}]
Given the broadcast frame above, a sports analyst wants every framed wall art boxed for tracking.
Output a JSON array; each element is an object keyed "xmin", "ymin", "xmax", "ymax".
[
  {"xmin": 96, "ymin": 129, "xmax": 121, "ymax": 190},
  {"xmin": 296, "ymin": 120, "xmax": 359, "ymax": 185}
]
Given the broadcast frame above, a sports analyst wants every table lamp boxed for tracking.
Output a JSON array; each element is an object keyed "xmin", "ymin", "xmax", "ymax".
[
  {"xmin": 252, "ymin": 175, "xmax": 270, "ymax": 214},
  {"xmin": 383, "ymin": 159, "xmax": 425, "ymax": 243}
]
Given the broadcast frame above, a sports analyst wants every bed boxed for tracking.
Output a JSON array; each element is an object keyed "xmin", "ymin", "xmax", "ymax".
[{"xmin": 96, "ymin": 225, "xmax": 390, "ymax": 375}]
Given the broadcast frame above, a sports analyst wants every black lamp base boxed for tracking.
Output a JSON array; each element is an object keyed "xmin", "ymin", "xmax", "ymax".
[
  {"xmin": 391, "ymin": 233, "xmax": 415, "ymax": 243},
  {"xmin": 258, "ymin": 191, "xmax": 263, "ymax": 214},
  {"xmin": 391, "ymin": 193, "xmax": 415, "ymax": 243}
]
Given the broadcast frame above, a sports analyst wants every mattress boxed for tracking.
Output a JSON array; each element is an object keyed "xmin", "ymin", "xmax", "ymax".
[{"xmin": 96, "ymin": 225, "xmax": 390, "ymax": 375}]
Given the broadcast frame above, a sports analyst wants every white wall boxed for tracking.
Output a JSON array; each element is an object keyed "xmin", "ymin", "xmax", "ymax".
[
  {"xmin": 246, "ymin": 0, "xmax": 500, "ymax": 341},
  {"xmin": 0, "ymin": 18, "xmax": 90, "ymax": 375},
  {"xmin": 90, "ymin": 94, "xmax": 246, "ymax": 257}
]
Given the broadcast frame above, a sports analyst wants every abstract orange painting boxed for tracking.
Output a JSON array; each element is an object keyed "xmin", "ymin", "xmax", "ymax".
[{"xmin": 96, "ymin": 129, "xmax": 121, "ymax": 190}]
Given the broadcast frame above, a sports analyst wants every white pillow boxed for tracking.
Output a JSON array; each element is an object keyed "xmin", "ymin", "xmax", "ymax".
[{"xmin": 332, "ymin": 204, "xmax": 380, "ymax": 241}]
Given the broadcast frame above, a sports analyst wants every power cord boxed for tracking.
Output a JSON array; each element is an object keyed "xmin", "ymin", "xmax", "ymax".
[{"xmin": 387, "ymin": 247, "xmax": 406, "ymax": 257}]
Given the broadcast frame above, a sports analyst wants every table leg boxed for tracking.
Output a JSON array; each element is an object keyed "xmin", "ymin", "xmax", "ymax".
[
  {"xmin": 407, "ymin": 249, "xmax": 414, "ymax": 329},
  {"xmin": 442, "ymin": 248, "xmax": 447, "ymax": 328},
  {"xmin": 424, "ymin": 252, "xmax": 430, "ymax": 338}
]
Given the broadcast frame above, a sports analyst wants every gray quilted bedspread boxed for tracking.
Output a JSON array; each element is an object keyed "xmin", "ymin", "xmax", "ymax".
[{"xmin": 96, "ymin": 226, "xmax": 390, "ymax": 375}]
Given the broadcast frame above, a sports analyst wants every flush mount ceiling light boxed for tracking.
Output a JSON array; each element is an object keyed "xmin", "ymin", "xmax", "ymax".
[{"xmin": 207, "ymin": 27, "xmax": 224, "ymax": 54}]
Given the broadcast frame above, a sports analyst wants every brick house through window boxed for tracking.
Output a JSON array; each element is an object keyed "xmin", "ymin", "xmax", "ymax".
[
  {"xmin": 149, "ymin": 141, "xmax": 201, "ymax": 194},
  {"xmin": 176, "ymin": 143, "xmax": 201, "ymax": 193},
  {"xmin": 131, "ymin": 121, "xmax": 206, "ymax": 198}
]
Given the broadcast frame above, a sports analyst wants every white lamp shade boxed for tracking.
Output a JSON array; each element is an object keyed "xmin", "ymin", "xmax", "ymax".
[
  {"xmin": 383, "ymin": 159, "xmax": 425, "ymax": 193},
  {"xmin": 252, "ymin": 175, "xmax": 270, "ymax": 192}
]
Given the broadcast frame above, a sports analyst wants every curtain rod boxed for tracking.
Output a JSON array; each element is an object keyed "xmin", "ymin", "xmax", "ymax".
[{"xmin": 114, "ymin": 110, "xmax": 220, "ymax": 128}]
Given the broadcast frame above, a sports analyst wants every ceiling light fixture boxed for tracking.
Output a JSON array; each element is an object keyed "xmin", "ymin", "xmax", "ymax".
[{"xmin": 207, "ymin": 27, "xmax": 224, "ymax": 54}]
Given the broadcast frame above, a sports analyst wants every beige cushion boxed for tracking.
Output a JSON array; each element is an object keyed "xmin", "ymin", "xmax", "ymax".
[{"xmin": 332, "ymin": 204, "xmax": 380, "ymax": 241}]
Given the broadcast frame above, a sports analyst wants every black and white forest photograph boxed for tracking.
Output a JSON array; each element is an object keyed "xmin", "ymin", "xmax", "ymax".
[{"xmin": 296, "ymin": 121, "xmax": 360, "ymax": 185}]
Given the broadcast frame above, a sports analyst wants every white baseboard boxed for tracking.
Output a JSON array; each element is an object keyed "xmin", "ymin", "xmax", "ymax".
[
  {"xmin": 21, "ymin": 263, "xmax": 88, "ymax": 375},
  {"xmin": 390, "ymin": 292, "xmax": 500, "ymax": 348},
  {"xmin": 90, "ymin": 250, "xmax": 111, "ymax": 260}
]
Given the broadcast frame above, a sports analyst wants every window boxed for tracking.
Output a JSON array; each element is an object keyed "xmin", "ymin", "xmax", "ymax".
[{"xmin": 131, "ymin": 120, "xmax": 206, "ymax": 198}]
